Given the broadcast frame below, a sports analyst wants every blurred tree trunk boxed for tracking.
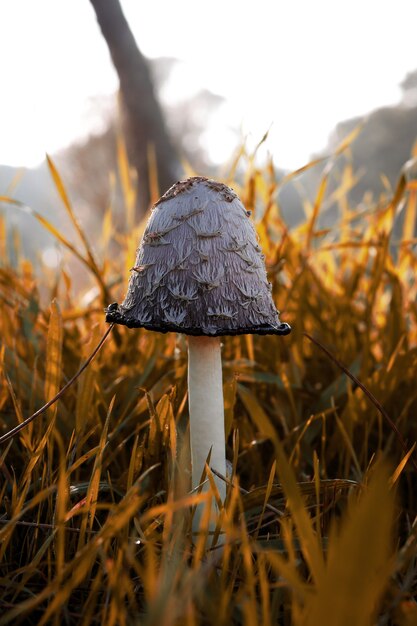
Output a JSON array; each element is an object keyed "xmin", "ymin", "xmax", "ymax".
[{"xmin": 89, "ymin": 0, "xmax": 182, "ymax": 216}]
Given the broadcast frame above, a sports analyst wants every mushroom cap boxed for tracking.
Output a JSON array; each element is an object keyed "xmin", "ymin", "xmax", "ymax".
[{"xmin": 106, "ymin": 176, "xmax": 291, "ymax": 337}]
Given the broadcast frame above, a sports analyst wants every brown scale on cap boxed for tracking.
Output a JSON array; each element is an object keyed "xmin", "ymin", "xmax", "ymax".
[
  {"xmin": 106, "ymin": 176, "xmax": 291, "ymax": 337},
  {"xmin": 154, "ymin": 176, "xmax": 238, "ymax": 206}
]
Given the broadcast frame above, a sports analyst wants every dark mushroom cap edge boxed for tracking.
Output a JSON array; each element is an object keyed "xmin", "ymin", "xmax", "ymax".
[{"xmin": 105, "ymin": 302, "xmax": 291, "ymax": 336}]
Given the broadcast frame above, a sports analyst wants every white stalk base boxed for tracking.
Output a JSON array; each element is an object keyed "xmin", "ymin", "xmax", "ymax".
[{"xmin": 188, "ymin": 336, "xmax": 226, "ymax": 533}]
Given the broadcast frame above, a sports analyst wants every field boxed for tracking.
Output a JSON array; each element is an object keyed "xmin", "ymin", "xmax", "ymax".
[{"xmin": 1, "ymin": 138, "xmax": 417, "ymax": 625}]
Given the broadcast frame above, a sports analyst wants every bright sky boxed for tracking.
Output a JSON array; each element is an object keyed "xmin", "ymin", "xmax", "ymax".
[{"xmin": 0, "ymin": 0, "xmax": 416, "ymax": 170}]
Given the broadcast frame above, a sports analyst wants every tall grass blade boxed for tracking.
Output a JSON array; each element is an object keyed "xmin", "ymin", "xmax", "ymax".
[{"xmin": 301, "ymin": 463, "xmax": 395, "ymax": 626}]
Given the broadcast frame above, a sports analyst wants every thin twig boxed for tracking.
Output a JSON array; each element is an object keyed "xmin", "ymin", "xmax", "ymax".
[
  {"xmin": 303, "ymin": 332, "xmax": 417, "ymax": 472},
  {"xmin": 0, "ymin": 324, "xmax": 114, "ymax": 445},
  {"xmin": 0, "ymin": 518, "xmax": 88, "ymax": 534}
]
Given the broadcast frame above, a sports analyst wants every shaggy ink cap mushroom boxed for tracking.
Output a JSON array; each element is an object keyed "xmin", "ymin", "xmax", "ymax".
[
  {"xmin": 106, "ymin": 176, "xmax": 291, "ymax": 535},
  {"xmin": 106, "ymin": 176, "xmax": 291, "ymax": 337}
]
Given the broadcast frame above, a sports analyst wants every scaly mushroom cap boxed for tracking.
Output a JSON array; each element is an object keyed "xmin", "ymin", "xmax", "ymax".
[{"xmin": 106, "ymin": 176, "xmax": 291, "ymax": 336}]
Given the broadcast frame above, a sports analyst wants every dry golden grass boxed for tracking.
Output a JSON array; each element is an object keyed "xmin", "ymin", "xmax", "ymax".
[{"xmin": 0, "ymin": 137, "xmax": 417, "ymax": 625}]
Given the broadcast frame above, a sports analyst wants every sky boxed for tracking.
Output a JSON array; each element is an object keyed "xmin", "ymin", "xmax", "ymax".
[{"xmin": 0, "ymin": 0, "xmax": 416, "ymax": 171}]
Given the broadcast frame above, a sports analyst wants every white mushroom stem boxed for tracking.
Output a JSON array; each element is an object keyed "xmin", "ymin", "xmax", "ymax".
[{"xmin": 188, "ymin": 335, "xmax": 227, "ymax": 521}]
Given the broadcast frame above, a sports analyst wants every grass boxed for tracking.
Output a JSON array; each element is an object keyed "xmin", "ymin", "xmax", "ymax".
[{"xmin": 0, "ymin": 136, "xmax": 417, "ymax": 625}]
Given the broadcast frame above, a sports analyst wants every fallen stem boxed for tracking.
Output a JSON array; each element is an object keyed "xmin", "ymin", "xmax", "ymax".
[
  {"xmin": 0, "ymin": 324, "xmax": 114, "ymax": 445},
  {"xmin": 211, "ymin": 467, "xmax": 283, "ymax": 517}
]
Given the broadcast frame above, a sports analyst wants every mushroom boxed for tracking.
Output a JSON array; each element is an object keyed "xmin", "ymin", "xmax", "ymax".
[{"xmin": 106, "ymin": 176, "xmax": 291, "ymax": 529}]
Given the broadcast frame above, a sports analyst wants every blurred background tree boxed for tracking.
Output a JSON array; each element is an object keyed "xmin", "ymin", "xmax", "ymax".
[
  {"xmin": 323, "ymin": 74, "xmax": 417, "ymax": 205},
  {"xmin": 59, "ymin": 69, "xmax": 225, "ymax": 235},
  {"xmin": 88, "ymin": 0, "xmax": 181, "ymax": 217},
  {"xmin": 277, "ymin": 74, "xmax": 417, "ymax": 229}
]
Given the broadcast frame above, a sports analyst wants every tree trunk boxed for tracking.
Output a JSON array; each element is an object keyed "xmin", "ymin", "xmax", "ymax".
[{"xmin": 89, "ymin": 0, "xmax": 182, "ymax": 216}]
